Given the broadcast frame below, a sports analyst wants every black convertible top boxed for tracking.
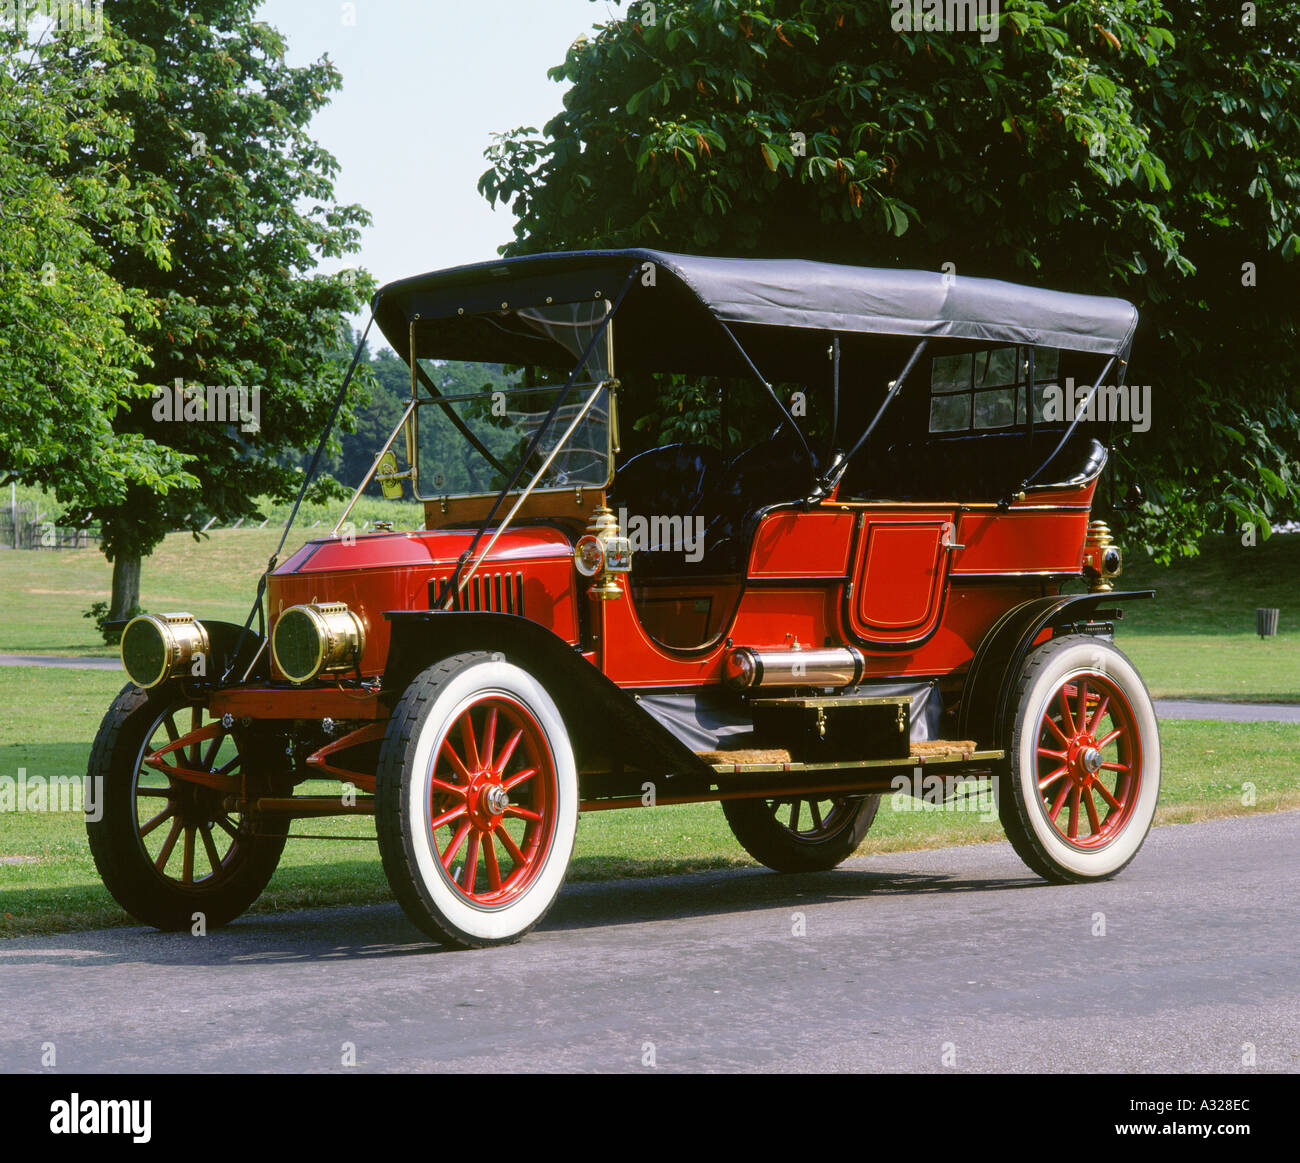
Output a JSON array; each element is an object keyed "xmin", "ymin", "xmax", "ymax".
[{"xmin": 374, "ymin": 248, "xmax": 1138, "ymax": 364}]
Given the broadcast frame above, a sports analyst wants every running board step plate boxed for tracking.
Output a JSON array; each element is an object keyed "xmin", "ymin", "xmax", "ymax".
[{"xmin": 701, "ymin": 748, "xmax": 1004, "ymax": 775}]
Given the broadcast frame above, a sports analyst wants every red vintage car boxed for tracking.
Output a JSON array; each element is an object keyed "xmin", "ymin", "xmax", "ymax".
[{"xmin": 91, "ymin": 250, "xmax": 1158, "ymax": 947}]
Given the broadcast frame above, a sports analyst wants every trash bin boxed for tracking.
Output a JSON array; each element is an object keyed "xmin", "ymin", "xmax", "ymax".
[{"xmin": 1256, "ymin": 607, "xmax": 1279, "ymax": 639}]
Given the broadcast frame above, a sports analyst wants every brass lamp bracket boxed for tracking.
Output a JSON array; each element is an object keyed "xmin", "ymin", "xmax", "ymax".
[
  {"xmin": 1082, "ymin": 521, "xmax": 1122, "ymax": 593},
  {"xmin": 583, "ymin": 506, "xmax": 631, "ymax": 601}
]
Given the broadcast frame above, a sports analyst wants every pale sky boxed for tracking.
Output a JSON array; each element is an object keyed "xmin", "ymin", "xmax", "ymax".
[{"xmin": 255, "ymin": 0, "xmax": 612, "ymax": 328}]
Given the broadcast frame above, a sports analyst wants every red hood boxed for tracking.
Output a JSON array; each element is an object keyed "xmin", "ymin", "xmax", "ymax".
[{"xmin": 274, "ymin": 526, "xmax": 573, "ymax": 575}]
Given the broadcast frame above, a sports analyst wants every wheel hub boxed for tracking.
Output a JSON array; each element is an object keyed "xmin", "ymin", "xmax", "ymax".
[
  {"xmin": 1064, "ymin": 737, "xmax": 1102, "ymax": 786},
  {"xmin": 465, "ymin": 770, "xmax": 508, "ymax": 829},
  {"xmin": 425, "ymin": 693, "xmax": 559, "ymax": 909}
]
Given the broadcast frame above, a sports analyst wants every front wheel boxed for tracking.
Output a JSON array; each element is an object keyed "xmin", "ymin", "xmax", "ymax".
[
  {"xmin": 86, "ymin": 683, "xmax": 288, "ymax": 930},
  {"xmin": 375, "ymin": 653, "xmax": 578, "ymax": 948},
  {"xmin": 998, "ymin": 634, "xmax": 1161, "ymax": 883}
]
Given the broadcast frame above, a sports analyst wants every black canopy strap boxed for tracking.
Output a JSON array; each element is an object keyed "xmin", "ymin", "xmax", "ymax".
[
  {"xmin": 1006, "ymin": 354, "xmax": 1119, "ymax": 508},
  {"xmin": 220, "ymin": 311, "xmax": 376, "ymax": 685},
  {"xmin": 436, "ymin": 264, "xmax": 641, "ymax": 608},
  {"xmin": 412, "ymin": 360, "xmax": 511, "ymax": 477},
  {"xmin": 715, "ymin": 318, "xmax": 817, "ymax": 477},
  {"xmin": 839, "ymin": 339, "xmax": 929, "ymax": 472}
]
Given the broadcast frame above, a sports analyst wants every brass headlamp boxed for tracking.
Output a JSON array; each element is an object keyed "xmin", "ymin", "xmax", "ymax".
[
  {"xmin": 272, "ymin": 602, "xmax": 366, "ymax": 684},
  {"xmin": 120, "ymin": 613, "xmax": 210, "ymax": 689}
]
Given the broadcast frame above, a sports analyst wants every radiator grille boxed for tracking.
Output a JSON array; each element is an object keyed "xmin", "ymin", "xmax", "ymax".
[{"xmin": 431, "ymin": 572, "xmax": 525, "ymax": 615}]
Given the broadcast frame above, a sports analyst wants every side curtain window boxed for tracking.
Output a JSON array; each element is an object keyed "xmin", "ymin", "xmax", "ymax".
[{"xmin": 928, "ymin": 346, "xmax": 1061, "ymax": 434}]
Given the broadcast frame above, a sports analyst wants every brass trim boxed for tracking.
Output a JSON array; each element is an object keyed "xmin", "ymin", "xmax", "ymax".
[{"xmin": 949, "ymin": 570, "xmax": 1079, "ymax": 579}]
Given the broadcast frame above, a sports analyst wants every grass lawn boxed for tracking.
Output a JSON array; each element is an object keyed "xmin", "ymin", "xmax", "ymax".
[
  {"xmin": 0, "ymin": 528, "xmax": 296, "ymax": 657},
  {"xmin": 1115, "ymin": 531, "xmax": 1300, "ymax": 702},
  {"xmin": 1, "ymin": 665, "xmax": 1296, "ymax": 938}
]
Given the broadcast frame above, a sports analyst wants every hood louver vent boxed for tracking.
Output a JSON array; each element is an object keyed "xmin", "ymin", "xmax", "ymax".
[{"xmin": 430, "ymin": 572, "xmax": 525, "ymax": 615}]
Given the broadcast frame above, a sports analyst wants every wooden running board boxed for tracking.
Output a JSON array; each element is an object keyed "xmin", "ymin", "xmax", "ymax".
[{"xmin": 697, "ymin": 739, "xmax": 1001, "ymax": 774}]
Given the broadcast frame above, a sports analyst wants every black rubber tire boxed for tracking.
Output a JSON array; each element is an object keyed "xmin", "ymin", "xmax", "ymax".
[
  {"xmin": 997, "ymin": 634, "xmax": 1161, "ymax": 884},
  {"xmin": 86, "ymin": 682, "xmax": 288, "ymax": 931},
  {"xmin": 375, "ymin": 652, "xmax": 578, "ymax": 949},
  {"xmin": 722, "ymin": 794, "xmax": 880, "ymax": 873}
]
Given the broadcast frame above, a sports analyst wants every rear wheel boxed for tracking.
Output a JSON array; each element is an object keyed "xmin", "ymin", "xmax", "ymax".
[
  {"xmin": 998, "ymin": 635, "xmax": 1160, "ymax": 883},
  {"xmin": 86, "ymin": 683, "xmax": 288, "ymax": 930},
  {"xmin": 375, "ymin": 653, "xmax": 578, "ymax": 948},
  {"xmin": 722, "ymin": 793, "xmax": 880, "ymax": 873}
]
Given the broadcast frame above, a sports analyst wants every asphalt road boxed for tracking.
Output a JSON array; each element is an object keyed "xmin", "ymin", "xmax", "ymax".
[
  {"xmin": 0, "ymin": 654, "xmax": 122, "ymax": 669},
  {"xmin": 1, "ymin": 812, "xmax": 1296, "ymax": 1074}
]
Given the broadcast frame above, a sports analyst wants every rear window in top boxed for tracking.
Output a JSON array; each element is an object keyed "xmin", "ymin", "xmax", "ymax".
[{"xmin": 928, "ymin": 346, "xmax": 1060, "ymax": 433}]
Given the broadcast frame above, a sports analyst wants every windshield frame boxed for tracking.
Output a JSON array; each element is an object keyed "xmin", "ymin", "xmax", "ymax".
[{"xmin": 407, "ymin": 300, "xmax": 616, "ymax": 505}]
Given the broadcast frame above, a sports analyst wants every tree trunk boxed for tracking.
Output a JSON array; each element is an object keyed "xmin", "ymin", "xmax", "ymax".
[{"xmin": 110, "ymin": 553, "xmax": 142, "ymax": 621}]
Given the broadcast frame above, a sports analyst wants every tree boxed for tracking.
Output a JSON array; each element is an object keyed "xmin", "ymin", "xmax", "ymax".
[
  {"xmin": 67, "ymin": 0, "xmax": 373, "ymax": 619},
  {"xmin": 0, "ymin": 16, "xmax": 190, "ymax": 540},
  {"xmin": 480, "ymin": 0, "xmax": 1300, "ymax": 560}
]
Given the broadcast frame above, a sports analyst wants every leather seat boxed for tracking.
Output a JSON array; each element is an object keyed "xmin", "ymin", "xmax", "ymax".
[{"xmin": 612, "ymin": 432, "xmax": 815, "ymax": 577}]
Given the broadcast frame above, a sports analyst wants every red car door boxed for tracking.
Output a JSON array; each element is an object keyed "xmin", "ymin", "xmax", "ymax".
[{"xmin": 846, "ymin": 509, "xmax": 956, "ymax": 647}]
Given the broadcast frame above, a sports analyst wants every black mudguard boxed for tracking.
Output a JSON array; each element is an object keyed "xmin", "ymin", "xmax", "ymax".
[
  {"xmin": 956, "ymin": 590, "xmax": 1154, "ymax": 748},
  {"xmin": 201, "ymin": 619, "xmax": 270, "ymax": 685},
  {"xmin": 382, "ymin": 611, "xmax": 715, "ymax": 786}
]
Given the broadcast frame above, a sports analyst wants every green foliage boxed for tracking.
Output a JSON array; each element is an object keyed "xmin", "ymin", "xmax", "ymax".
[
  {"xmin": 0, "ymin": 21, "xmax": 191, "ymax": 524},
  {"xmin": 76, "ymin": 0, "xmax": 374, "ymax": 570},
  {"xmin": 480, "ymin": 0, "xmax": 1300, "ymax": 560},
  {"xmin": 316, "ymin": 341, "xmax": 529, "ymax": 499},
  {"xmin": 1, "ymin": 1, "xmax": 375, "ymax": 617}
]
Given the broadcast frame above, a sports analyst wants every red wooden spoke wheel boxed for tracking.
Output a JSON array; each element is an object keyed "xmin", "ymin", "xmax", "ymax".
[
  {"xmin": 425, "ymin": 695, "xmax": 559, "ymax": 907},
  {"xmin": 1000, "ymin": 635, "xmax": 1161, "ymax": 883},
  {"xmin": 376, "ymin": 652, "xmax": 578, "ymax": 948},
  {"xmin": 133, "ymin": 704, "xmax": 248, "ymax": 888},
  {"xmin": 1033, "ymin": 672, "xmax": 1142, "ymax": 849}
]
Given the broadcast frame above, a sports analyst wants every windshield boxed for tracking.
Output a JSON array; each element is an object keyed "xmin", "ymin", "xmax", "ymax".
[{"xmin": 409, "ymin": 300, "xmax": 614, "ymax": 501}]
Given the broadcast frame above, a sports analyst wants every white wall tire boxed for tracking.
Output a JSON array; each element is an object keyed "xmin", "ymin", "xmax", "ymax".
[
  {"xmin": 376, "ymin": 653, "xmax": 578, "ymax": 947},
  {"xmin": 998, "ymin": 635, "xmax": 1161, "ymax": 883}
]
